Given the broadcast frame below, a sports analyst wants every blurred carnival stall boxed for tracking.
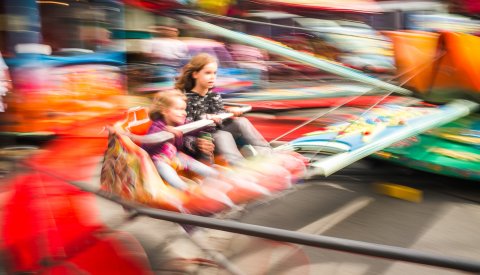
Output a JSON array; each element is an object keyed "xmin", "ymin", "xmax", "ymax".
[{"xmin": 1, "ymin": 0, "xmax": 480, "ymax": 274}]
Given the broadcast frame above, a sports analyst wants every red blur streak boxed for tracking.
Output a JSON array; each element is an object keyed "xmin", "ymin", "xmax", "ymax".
[
  {"xmin": 24, "ymin": 113, "xmax": 123, "ymax": 182},
  {"xmin": 1, "ymin": 173, "xmax": 152, "ymax": 274},
  {"xmin": 123, "ymin": 0, "xmax": 182, "ymax": 12},
  {"xmin": 260, "ymin": 0, "xmax": 382, "ymax": 13},
  {"xmin": 25, "ymin": 137, "xmax": 108, "ymax": 182},
  {"xmin": 248, "ymin": 116, "xmax": 320, "ymax": 141},
  {"xmin": 460, "ymin": 0, "xmax": 480, "ymax": 13},
  {"xmin": 244, "ymin": 96, "xmax": 412, "ymax": 111},
  {"xmin": 245, "ymin": 96, "xmax": 417, "ymax": 141}
]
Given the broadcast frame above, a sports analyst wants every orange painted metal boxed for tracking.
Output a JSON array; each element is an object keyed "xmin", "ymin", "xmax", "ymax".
[{"xmin": 385, "ymin": 30, "xmax": 480, "ymax": 98}]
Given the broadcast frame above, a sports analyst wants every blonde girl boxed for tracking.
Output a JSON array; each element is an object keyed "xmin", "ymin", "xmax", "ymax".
[{"xmin": 141, "ymin": 90, "xmax": 217, "ymax": 190}]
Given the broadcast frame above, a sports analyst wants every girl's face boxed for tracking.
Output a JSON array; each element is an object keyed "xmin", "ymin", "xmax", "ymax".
[
  {"xmin": 192, "ymin": 62, "xmax": 217, "ymax": 90},
  {"xmin": 162, "ymin": 97, "xmax": 187, "ymax": 126}
]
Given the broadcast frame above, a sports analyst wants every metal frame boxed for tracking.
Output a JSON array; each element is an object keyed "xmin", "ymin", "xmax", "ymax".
[{"xmin": 57, "ymin": 176, "xmax": 480, "ymax": 274}]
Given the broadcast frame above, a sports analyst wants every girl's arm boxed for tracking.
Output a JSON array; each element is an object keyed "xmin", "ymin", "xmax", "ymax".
[
  {"xmin": 180, "ymin": 118, "xmax": 215, "ymax": 157},
  {"xmin": 138, "ymin": 120, "xmax": 169, "ymax": 153},
  {"xmin": 183, "ymin": 134, "xmax": 214, "ymax": 158},
  {"xmin": 164, "ymin": 125, "xmax": 184, "ymax": 149},
  {"xmin": 224, "ymin": 106, "xmax": 244, "ymax": 117},
  {"xmin": 210, "ymin": 93, "xmax": 246, "ymax": 116}
]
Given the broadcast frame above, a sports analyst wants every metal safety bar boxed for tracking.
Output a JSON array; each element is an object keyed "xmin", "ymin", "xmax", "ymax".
[{"xmin": 60, "ymin": 176, "xmax": 480, "ymax": 274}]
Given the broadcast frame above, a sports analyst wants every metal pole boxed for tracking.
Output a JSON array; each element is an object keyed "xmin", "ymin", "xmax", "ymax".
[
  {"xmin": 84, "ymin": 186, "xmax": 480, "ymax": 274},
  {"xmin": 177, "ymin": 15, "xmax": 412, "ymax": 95}
]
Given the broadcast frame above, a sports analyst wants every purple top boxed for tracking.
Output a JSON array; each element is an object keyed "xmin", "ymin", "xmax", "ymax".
[{"xmin": 141, "ymin": 118, "xmax": 197, "ymax": 161}]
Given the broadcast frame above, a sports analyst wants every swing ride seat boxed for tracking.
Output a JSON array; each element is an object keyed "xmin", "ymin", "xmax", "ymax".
[{"xmin": 100, "ymin": 105, "xmax": 306, "ymax": 215}]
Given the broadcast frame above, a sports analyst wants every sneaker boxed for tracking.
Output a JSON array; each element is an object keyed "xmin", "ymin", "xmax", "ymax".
[{"xmin": 240, "ymin": 145, "xmax": 258, "ymax": 158}]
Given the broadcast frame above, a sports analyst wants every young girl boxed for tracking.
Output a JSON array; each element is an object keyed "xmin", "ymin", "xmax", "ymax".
[
  {"xmin": 141, "ymin": 90, "xmax": 218, "ymax": 191},
  {"xmin": 175, "ymin": 53, "xmax": 272, "ymax": 164}
]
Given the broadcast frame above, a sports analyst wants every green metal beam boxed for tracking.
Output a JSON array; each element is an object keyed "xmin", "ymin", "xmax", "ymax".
[{"xmin": 179, "ymin": 15, "xmax": 412, "ymax": 95}]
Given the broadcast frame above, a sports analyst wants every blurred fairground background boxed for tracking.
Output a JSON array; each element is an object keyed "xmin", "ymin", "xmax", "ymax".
[{"xmin": 1, "ymin": 0, "xmax": 480, "ymax": 274}]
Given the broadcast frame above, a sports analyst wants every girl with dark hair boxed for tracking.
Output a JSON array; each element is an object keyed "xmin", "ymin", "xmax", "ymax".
[{"xmin": 176, "ymin": 53, "xmax": 272, "ymax": 164}]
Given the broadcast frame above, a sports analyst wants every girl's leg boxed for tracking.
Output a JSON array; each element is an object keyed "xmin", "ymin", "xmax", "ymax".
[
  {"xmin": 177, "ymin": 153, "xmax": 235, "ymax": 210},
  {"xmin": 154, "ymin": 160, "xmax": 188, "ymax": 190},
  {"xmin": 222, "ymin": 117, "xmax": 272, "ymax": 154},
  {"xmin": 212, "ymin": 130, "xmax": 245, "ymax": 164},
  {"xmin": 177, "ymin": 152, "xmax": 219, "ymax": 178}
]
